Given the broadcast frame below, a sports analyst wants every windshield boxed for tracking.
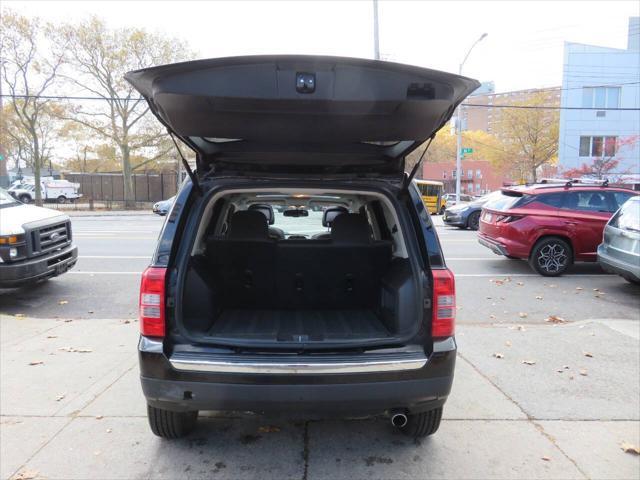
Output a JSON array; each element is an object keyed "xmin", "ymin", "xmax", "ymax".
[
  {"xmin": 271, "ymin": 208, "xmax": 338, "ymax": 237},
  {"xmin": 0, "ymin": 189, "xmax": 20, "ymax": 207},
  {"xmin": 472, "ymin": 191, "xmax": 501, "ymax": 205}
]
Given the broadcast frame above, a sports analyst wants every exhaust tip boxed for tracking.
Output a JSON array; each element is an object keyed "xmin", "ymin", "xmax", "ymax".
[{"xmin": 391, "ymin": 413, "xmax": 408, "ymax": 428}]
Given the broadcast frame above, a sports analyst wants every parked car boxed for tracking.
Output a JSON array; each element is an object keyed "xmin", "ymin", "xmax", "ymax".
[
  {"xmin": 126, "ymin": 55, "xmax": 479, "ymax": 439},
  {"xmin": 152, "ymin": 196, "xmax": 175, "ymax": 216},
  {"xmin": 443, "ymin": 193, "xmax": 473, "ymax": 208},
  {"xmin": 478, "ymin": 182, "xmax": 637, "ymax": 276},
  {"xmin": 443, "ymin": 191, "xmax": 500, "ymax": 230},
  {"xmin": 0, "ymin": 188, "xmax": 77, "ymax": 287},
  {"xmin": 597, "ymin": 196, "xmax": 640, "ymax": 284}
]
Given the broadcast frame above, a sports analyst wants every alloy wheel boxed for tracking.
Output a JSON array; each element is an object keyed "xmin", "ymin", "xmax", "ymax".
[{"xmin": 536, "ymin": 243, "xmax": 568, "ymax": 274}]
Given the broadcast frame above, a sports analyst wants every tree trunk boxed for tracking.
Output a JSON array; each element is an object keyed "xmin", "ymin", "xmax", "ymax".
[
  {"xmin": 33, "ymin": 130, "xmax": 43, "ymax": 206},
  {"xmin": 121, "ymin": 143, "xmax": 135, "ymax": 209},
  {"xmin": 531, "ymin": 165, "xmax": 537, "ymax": 183}
]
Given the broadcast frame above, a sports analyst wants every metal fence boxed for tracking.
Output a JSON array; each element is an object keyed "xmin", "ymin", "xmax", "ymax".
[{"xmin": 64, "ymin": 172, "xmax": 180, "ymax": 203}]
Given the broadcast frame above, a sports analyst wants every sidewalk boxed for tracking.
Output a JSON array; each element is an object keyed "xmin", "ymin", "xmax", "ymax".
[{"xmin": 1, "ymin": 314, "xmax": 638, "ymax": 480}]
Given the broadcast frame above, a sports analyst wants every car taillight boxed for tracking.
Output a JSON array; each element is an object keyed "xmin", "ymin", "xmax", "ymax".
[
  {"xmin": 496, "ymin": 214, "xmax": 522, "ymax": 223},
  {"xmin": 139, "ymin": 267, "xmax": 167, "ymax": 337},
  {"xmin": 432, "ymin": 269, "xmax": 456, "ymax": 338}
]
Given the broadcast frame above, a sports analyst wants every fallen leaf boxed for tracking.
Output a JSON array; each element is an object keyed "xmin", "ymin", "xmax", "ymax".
[
  {"xmin": 535, "ymin": 295, "xmax": 543, "ymax": 300},
  {"xmin": 95, "ymin": 415, "xmax": 104, "ymax": 420},
  {"xmin": 64, "ymin": 319, "xmax": 73, "ymax": 323},
  {"xmin": 517, "ymin": 325, "xmax": 526, "ymax": 331},
  {"xmin": 593, "ymin": 288, "xmax": 599, "ymax": 291},
  {"xmin": 15, "ymin": 314, "xmax": 26, "ymax": 319},
  {"xmin": 575, "ymin": 287, "xmax": 583, "ymax": 291},
  {"xmin": 493, "ymin": 353, "xmax": 504, "ymax": 359},
  {"xmin": 505, "ymin": 340, "xmax": 512, "ymax": 347},
  {"xmin": 492, "ymin": 279, "xmax": 504, "ymax": 286},
  {"xmin": 562, "ymin": 365, "xmax": 570, "ymax": 370},
  {"xmin": 258, "ymin": 425, "xmax": 280, "ymax": 433},
  {"xmin": 106, "ymin": 428, "xmax": 112, "ymax": 433},
  {"xmin": 88, "ymin": 310, "xmax": 94, "ymax": 314},
  {"xmin": 548, "ymin": 284, "xmax": 557, "ymax": 288},
  {"xmin": 58, "ymin": 300, "xmax": 68, "ymax": 305},
  {"xmin": 620, "ymin": 442, "xmax": 640, "ymax": 455},
  {"xmin": 59, "ymin": 347, "xmax": 93, "ymax": 353},
  {"xmin": 46, "ymin": 335, "xmax": 58, "ymax": 339},
  {"xmin": 123, "ymin": 320, "xmax": 131, "ymax": 324},
  {"xmin": 546, "ymin": 315, "xmax": 567, "ymax": 324},
  {"xmin": 518, "ymin": 312, "xmax": 528, "ymax": 318},
  {"xmin": 516, "ymin": 282, "xmax": 524, "ymax": 286},
  {"xmin": 55, "ymin": 394, "xmax": 66, "ymax": 402},
  {"xmin": 28, "ymin": 361, "xmax": 44, "ymax": 366},
  {"xmin": 583, "ymin": 351, "xmax": 593, "ymax": 358},
  {"xmin": 522, "ymin": 360, "xmax": 536, "ymax": 365},
  {"xmin": 489, "ymin": 314, "xmax": 496, "ymax": 319},
  {"xmin": 10, "ymin": 469, "xmax": 40, "ymax": 480},
  {"xmin": 541, "ymin": 456, "xmax": 551, "ymax": 462},
  {"xmin": 579, "ymin": 369, "xmax": 588, "ymax": 376},
  {"xmin": 569, "ymin": 375, "xmax": 575, "ymax": 380}
]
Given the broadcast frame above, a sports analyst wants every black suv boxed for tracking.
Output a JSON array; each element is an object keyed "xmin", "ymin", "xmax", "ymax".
[{"xmin": 127, "ymin": 56, "xmax": 478, "ymax": 439}]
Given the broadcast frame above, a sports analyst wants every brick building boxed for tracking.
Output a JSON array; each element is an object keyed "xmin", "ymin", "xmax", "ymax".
[{"xmin": 421, "ymin": 159, "xmax": 511, "ymax": 195}]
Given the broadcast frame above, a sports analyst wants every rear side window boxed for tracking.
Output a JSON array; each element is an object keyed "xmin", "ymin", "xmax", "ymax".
[
  {"xmin": 534, "ymin": 193, "xmax": 564, "ymax": 208},
  {"xmin": 561, "ymin": 191, "xmax": 610, "ymax": 212},
  {"xmin": 610, "ymin": 198, "xmax": 640, "ymax": 231}
]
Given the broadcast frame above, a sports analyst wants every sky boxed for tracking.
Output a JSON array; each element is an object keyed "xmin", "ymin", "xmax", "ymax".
[{"xmin": 4, "ymin": 0, "xmax": 640, "ymax": 93}]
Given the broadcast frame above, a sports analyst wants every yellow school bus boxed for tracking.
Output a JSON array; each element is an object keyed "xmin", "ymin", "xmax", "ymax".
[{"xmin": 414, "ymin": 180, "xmax": 445, "ymax": 215}]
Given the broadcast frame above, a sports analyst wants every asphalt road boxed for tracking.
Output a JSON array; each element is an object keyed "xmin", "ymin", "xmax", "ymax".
[{"xmin": 1, "ymin": 213, "xmax": 638, "ymax": 323}]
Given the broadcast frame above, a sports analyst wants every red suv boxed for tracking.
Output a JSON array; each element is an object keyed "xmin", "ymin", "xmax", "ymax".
[{"xmin": 478, "ymin": 182, "xmax": 638, "ymax": 276}]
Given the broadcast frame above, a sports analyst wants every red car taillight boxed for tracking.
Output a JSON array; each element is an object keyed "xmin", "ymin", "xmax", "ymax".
[
  {"xmin": 496, "ymin": 214, "xmax": 523, "ymax": 223},
  {"xmin": 432, "ymin": 269, "xmax": 456, "ymax": 338},
  {"xmin": 139, "ymin": 267, "xmax": 167, "ymax": 338}
]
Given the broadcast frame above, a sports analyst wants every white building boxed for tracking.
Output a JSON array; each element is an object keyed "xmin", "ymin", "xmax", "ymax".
[{"xmin": 558, "ymin": 17, "xmax": 640, "ymax": 178}]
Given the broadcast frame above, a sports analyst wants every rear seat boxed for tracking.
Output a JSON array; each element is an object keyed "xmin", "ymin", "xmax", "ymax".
[{"xmin": 206, "ymin": 211, "xmax": 392, "ymax": 310}]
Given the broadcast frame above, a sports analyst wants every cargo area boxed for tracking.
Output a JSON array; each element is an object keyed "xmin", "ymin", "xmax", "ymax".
[{"xmin": 176, "ymin": 189, "xmax": 422, "ymax": 348}]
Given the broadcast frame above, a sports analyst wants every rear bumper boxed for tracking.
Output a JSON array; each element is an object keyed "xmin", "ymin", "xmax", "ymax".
[
  {"xmin": 0, "ymin": 244, "xmax": 77, "ymax": 288},
  {"xmin": 597, "ymin": 244, "xmax": 640, "ymax": 281},
  {"xmin": 139, "ymin": 337, "xmax": 456, "ymax": 415},
  {"xmin": 478, "ymin": 234, "xmax": 509, "ymax": 256}
]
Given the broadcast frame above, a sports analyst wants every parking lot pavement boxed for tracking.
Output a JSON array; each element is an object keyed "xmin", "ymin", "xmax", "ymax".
[{"xmin": 2, "ymin": 214, "xmax": 640, "ymax": 479}]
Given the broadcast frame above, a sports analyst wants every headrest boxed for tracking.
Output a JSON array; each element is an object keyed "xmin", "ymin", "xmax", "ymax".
[
  {"xmin": 248, "ymin": 203, "xmax": 275, "ymax": 225},
  {"xmin": 588, "ymin": 194, "xmax": 603, "ymax": 207},
  {"xmin": 228, "ymin": 210, "xmax": 269, "ymax": 240},
  {"xmin": 322, "ymin": 206, "xmax": 349, "ymax": 227},
  {"xmin": 331, "ymin": 213, "xmax": 371, "ymax": 244}
]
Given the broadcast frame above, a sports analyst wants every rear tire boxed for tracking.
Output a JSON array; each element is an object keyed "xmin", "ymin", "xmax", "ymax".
[
  {"xmin": 57, "ymin": 195, "xmax": 67, "ymax": 204},
  {"xmin": 400, "ymin": 407, "xmax": 443, "ymax": 438},
  {"xmin": 467, "ymin": 211, "xmax": 480, "ymax": 230},
  {"xmin": 147, "ymin": 405, "xmax": 198, "ymax": 439},
  {"xmin": 19, "ymin": 194, "xmax": 31, "ymax": 204},
  {"xmin": 529, "ymin": 237, "xmax": 572, "ymax": 276}
]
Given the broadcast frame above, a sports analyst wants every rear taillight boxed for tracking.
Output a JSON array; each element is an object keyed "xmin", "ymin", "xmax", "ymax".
[
  {"xmin": 139, "ymin": 267, "xmax": 167, "ymax": 338},
  {"xmin": 432, "ymin": 269, "xmax": 456, "ymax": 338},
  {"xmin": 496, "ymin": 214, "xmax": 522, "ymax": 223}
]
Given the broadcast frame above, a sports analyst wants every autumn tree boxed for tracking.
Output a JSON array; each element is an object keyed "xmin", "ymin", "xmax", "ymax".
[
  {"xmin": 489, "ymin": 93, "xmax": 559, "ymax": 183},
  {"xmin": 563, "ymin": 135, "xmax": 639, "ymax": 180},
  {"xmin": 1, "ymin": 10, "xmax": 66, "ymax": 204},
  {"xmin": 53, "ymin": 18, "xmax": 190, "ymax": 207}
]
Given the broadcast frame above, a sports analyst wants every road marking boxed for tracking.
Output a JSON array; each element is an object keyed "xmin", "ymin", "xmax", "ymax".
[
  {"xmin": 74, "ymin": 236, "xmax": 157, "ymax": 240},
  {"xmin": 446, "ymin": 257, "xmax": 499, "ymax": 260},
  {"xmin": 80, "ymin": 255, "xmax": 150, "ymax": 259},
  {"xmin": 455, "ymin": 273, "xmax": 615, "ymax": 278}
]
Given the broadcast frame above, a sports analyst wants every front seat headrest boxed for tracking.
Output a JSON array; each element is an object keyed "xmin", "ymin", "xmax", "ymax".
[
  {"xmin": 322, "ymin": 206, "xmax": 349, "ymax": 227},
  {"xmin": 248, "ymin": 203, "xmax": 275, "ymax": 225},
  {"xmin": 228, "ymin": 210, "xmax": 269, "ymax": 240},
  {"xmin": 331, "ymin": 214, "xmax": 371, "ymax": 244}
]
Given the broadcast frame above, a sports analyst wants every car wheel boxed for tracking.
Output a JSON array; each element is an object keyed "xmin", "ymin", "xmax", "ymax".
[
  {"xmin": 57, "ymin": 195, "xmax": 67, "ymax": 204},
  {"xmin": 529, "ymin": 237, "xmax": 572, "ymax": 276},
  {"xmin": 147, "ymin": 405, "xmax": 198, "ymax": 439},
  {"xmin": 400, "ymin": 407, "xmax": 443, "ymax": 438},
  {"xmin": 19, "ymin": 194, "xmax": 31, "ymax": 204},
  {"xmin": 467, "ymin": 211, "xmax": 480, "ymax": 230}
]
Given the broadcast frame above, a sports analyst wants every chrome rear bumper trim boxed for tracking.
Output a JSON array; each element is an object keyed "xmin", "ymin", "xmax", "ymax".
[{"xmin": 168, "ymin": 354, "xmax": 427, "ymax": 374}]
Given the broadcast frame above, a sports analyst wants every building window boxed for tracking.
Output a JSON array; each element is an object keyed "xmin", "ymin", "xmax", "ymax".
[
  {"xmin": 442, "ymin": 171, "xmax": 447, "ymax": 179},
  {"xmin": 579, "ymin": 136, "xmax": 618, "ymax": 157},
  {"xmin": 467, "ymin": 170, "xmax": 473, "ymax": 179},
  {"xmin": 476, "ymin": 169, "xmax": 482, "ymax": 178},
  {"xmin": 582, "ymin": 87, "xmax": 621, "ymax": 108},
  {"xmin": 452, "ymin": 170, "xmax": 456, "ymax": 179},
  {"xmin": 475, "ymin": 183, "xmax": 481, "ymax": 192}
]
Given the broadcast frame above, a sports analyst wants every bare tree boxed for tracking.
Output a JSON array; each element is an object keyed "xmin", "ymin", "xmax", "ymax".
[
  {"xmin": 1, "ymin": 10, "xmax": 65, "ymax": 204},
  {"xmin": 54, "ymin": 17, "xmax": 190, "ymax": 208}
]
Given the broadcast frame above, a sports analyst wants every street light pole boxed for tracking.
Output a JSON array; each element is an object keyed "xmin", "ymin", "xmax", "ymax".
[
  {"xmin": 373, "ymin": 0, "xmax": 380, "ymax": 60},
  {"xmin": 455, "ymin": 33, "xmax": 487, "ymax": 203}
]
